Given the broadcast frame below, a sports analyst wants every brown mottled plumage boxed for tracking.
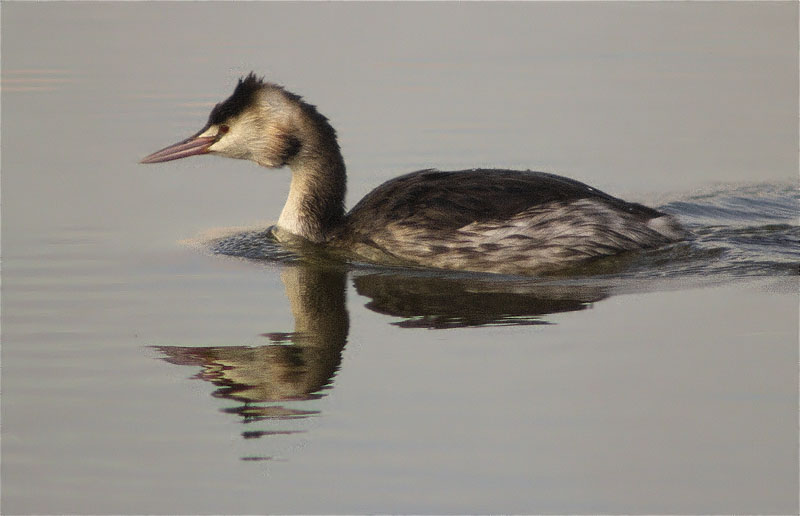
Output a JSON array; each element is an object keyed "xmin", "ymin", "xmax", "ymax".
[{"xmin": 142, "ymin": 74, "xmax": 685, "ymax": 274}]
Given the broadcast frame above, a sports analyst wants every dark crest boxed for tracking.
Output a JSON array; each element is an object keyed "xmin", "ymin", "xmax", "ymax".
[{"xmin": 208, "ymin": 72, "xmax": 265, "ymax": 125}]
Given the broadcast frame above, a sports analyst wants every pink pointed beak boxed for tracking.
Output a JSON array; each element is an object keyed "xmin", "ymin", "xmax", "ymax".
[{"xmin": 140, "ymin": 134, "xmax": 217, "ymax": 164}]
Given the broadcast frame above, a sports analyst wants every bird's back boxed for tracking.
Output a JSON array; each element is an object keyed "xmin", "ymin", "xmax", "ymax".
[{"xmin": 333, "ymin": 169, "xmax": 683, "ymax": 274}]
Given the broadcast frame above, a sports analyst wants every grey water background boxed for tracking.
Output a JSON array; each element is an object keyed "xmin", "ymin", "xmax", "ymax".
[{"xmin": 2, "ymin": 2, "xmax": 798, "ymax": 514}]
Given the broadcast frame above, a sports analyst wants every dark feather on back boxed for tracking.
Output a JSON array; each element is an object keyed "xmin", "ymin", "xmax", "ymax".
[{"xmin": 344, "ymin": 169, "xmax": 663, "ymax": 234}]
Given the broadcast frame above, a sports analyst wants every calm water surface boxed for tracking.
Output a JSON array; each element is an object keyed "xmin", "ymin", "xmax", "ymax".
[{"xmin": 2, "ymin": 3, "xmax": 798, "ymax": 514}]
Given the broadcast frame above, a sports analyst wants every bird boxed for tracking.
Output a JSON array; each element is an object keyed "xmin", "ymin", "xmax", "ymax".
[{"xmin": 141, "ymin": 73, "xmax": 685, "ymax": 275}]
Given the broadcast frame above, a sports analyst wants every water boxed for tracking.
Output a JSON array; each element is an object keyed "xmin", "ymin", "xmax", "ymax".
[{"xmin": 2, "ymin": 3, "xmax": 798, "ymax": 514}]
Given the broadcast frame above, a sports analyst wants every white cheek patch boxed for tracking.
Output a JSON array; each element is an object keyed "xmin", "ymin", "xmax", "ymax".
[
  {"xmin": 207, "ymin": 138, "xmax": 231, "ymax": 154},
  {"xmin": 207, "ymin": 126, "xmax": 250, "ymax": 159},
  {"xmin": 198, "ymin": 125, "xmax": 218, "ymax": 138},
  {"xmin": 202, "ymin": 110, "xmax": 265, "ymax": 160},
  {"xmin": 207, "ymin": 138, "xmax": 223, "ymax": 152}
]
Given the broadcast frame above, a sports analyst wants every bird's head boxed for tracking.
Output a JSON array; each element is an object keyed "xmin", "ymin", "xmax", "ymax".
[{"xmin": 141, "ymin": 73, "xmax": 330, "ymax": 169}]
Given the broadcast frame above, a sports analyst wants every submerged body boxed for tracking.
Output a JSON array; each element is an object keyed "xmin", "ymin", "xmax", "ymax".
[{"xmin": 142, "ymin": 74, "xmax": 684, "ymax": 274}]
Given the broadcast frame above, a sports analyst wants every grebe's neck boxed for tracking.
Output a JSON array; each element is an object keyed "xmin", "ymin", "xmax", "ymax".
[{"xmin": 276, "ymin": 115, "xmax": 347, "ymax": 243}]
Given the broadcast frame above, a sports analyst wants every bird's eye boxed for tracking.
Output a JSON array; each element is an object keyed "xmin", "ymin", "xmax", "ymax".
[{"xmin": 219, "ymin": 124, "xmax": 230, "ymax": 134}]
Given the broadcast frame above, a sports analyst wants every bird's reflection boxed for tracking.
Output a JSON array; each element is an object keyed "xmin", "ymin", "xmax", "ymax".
[
  {"xmin": 154, "ymin": 260, "xmax": 610, "ymax": 456},
  {"xmin": 353, "ymin": 271, "xmax": 607, "ymax": 329},
  {"xmin": 155, "ymin": 265, "xmax": 348, "ymax": 428}
]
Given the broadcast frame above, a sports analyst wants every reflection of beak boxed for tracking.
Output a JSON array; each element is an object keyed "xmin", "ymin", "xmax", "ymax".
[{"xmin": 140, "ymin": 133, "xmax": 216, "ymax": 164}]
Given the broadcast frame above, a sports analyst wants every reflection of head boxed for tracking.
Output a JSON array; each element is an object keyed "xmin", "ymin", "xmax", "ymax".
[
  {"xmin": 354, "ymin": 272, "xmax": 608, "ymax": 329},
  {"xmin": 155, "ymin": 265, "xmax": 348, "ymax": 410}
]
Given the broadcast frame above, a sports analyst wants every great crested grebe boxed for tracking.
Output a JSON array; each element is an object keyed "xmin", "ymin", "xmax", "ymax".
[{"xmin": 142, "ymin": 73, "xmax": 685, "ymax": 274}]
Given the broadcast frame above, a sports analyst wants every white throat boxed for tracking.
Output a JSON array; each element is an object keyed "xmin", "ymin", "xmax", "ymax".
[{"xmin": 277, "ymin": 173, "xmax": 308, "ymax": 236}]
